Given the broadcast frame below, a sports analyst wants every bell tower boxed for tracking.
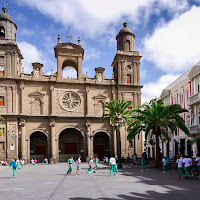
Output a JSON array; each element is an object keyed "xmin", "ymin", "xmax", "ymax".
[
  {"xmin": 112, "ymin": 22, "xmax": 141, "ymax": 85},
  {"xmin": 0, "ymin": 6, "xmax": 23, "ymax": 78}
]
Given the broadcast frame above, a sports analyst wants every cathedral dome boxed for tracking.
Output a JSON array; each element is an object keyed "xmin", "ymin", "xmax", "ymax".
[{"xmin": 119, "ymin": 22, "xmax": 133, "ymax": 35}]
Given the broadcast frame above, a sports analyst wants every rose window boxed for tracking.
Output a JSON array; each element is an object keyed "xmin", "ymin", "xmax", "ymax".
[{"xmin": 60, "ymin": 92, "xmax": 80, "ymax": 111}]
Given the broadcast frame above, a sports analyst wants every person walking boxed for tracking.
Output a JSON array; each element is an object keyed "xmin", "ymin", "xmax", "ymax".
[
  {"xmin": 12, "ymin": 158, "xmax": 18, "ymax": 178},
  {"xmin": 16, "ymin": 158, "xmax": 20, "ymax": 169},
  {"xmin": 176, "ymin": 155, "xmax": 184, "ymax": 179},
  {"xmin": 141, "ymin": 154, "xmax": 146, "ymax": 172},
  {"xmin": 132, "ymin": 154, "xmax": 137, "ymax": 165},
  {"xmin": 76, "ymin": 156, "xmax": 82, "ymax": 175},
  {"xmin": 183, "ymin": 156, "xmax": 191, "ymax": 179},
  {"xmin": 195, "ymin": 153, "xmax": 200, "ymax": 179},
  {"xmin": 110, "ymin": 156, "xmax": 116, "ymax": 175},
  {"xmin": 44, "ymin": 157, "xmax": 48, "ymax": 167},
  {"xmin": 94, "ymin": 156, "xmax": 98, "ymax": 169},
  {"xmin": 67, "ymin": 156, "xmax": 75, "ymax": 174},
  {"xmin": 165, "ymin": 155, "xmax": 170, "ymax": 171},
  {"xmin": 20, "ymin": 159, "xmax": 25, "ymax": 169},
  {"xmin": 162, "ymin": 156, "xmax": 166, "ymax": 173}
]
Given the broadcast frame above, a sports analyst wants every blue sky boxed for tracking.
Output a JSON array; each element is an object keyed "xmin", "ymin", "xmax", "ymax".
[{"xmin": 4, "ymin": 0, "xmax": 200, "ymax": 103}]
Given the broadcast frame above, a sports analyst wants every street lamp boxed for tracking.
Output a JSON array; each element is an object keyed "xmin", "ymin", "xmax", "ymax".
[
  {"xmin": 8, "ymin": 127, "xmax": 19, "ymax": 158},
  {"xmin": 115, "ymin": 113, "xmax": 123, "ymax": 168}
]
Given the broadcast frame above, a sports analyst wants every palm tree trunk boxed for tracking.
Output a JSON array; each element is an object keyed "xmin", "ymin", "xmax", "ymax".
[
  {"xmin": 155, "ymin": 134, "xmax": 161, "ymax": 167},
  {"xmin": 116, "ymin": 126, "xmax": 122, "ymax": 168}
]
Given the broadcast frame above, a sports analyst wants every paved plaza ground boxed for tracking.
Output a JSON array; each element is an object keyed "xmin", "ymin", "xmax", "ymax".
[{"xmin": 0, "ymin": 162, "xmax": 199, "ymax": 200}]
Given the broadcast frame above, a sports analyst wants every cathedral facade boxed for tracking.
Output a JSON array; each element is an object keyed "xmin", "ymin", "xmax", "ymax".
[{"xmin": 0, "ymin": 7, "xmax": 143, "ymax": 162}]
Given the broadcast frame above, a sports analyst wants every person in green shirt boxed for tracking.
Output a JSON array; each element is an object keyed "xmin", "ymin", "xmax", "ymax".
[{"xmin": 67, "ymin": 156, "xmax": 75, "ymax": 174}]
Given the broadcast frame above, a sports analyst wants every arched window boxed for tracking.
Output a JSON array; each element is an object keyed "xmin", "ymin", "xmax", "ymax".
[
  {"xmin": 125, "ymin": 40, "xmax": 130, "ymax": 51},
  {"xmin": 34, "ymin": 99, "xmax": 41, "ymax": 114},
  {"xmin": 0, "ymin": 26, "xmax": 5, "ymax": 39},
  {"xmin": 127, "ymin": 74, "xmax": 131, "ymax": 83},
  {"xmin": 62, "ymin": 60, "xmax": 78, "ymax": 79}
]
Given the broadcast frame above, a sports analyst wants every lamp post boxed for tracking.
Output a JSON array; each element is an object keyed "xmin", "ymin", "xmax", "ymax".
[
  {"xmin": 8, "ymin": 127, "xmax": 18, "ymax": 158},
  {"xmin": 115, "ymin": 114, "xmax": 123, "ymax": 168}
]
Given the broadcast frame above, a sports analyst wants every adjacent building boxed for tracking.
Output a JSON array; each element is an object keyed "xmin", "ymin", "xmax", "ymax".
[
  {"xmin": 0, "ymin": 7, "xmax": 143, "ymax": 162},
  {"xmin": 146, "ymin": 63, "xmax": 200, "ymax": 159}
]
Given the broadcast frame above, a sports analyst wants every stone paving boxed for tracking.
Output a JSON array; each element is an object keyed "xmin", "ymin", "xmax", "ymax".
[{"xmin": 0, "ymin": 162, "xmax": 199, "ymax": 200}]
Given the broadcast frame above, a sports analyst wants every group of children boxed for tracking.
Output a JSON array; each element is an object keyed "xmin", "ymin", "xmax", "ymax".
[
  {"xmin": 66, "ymin": 155, "xmax": 118, "ymax": 176},
  {"xmin": 176, "ymin": 153, "xmax": 200, "ymax": 179}
]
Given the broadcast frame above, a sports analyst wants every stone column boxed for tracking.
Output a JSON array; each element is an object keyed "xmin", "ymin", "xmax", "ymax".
[
  {"xmin": 134, "ymin": 92, "xmax": 138, "ymax": 109},
  {"xmin": 138, "ymin": 92, "xmax": 141, "ymax": 107},
  {"xmin": 20, "ymin": 84, "xmax": 24, "ymax": 114},
  {"xmin": 137, "ymin": 62, "xmax": 140, "ymax": 84},
  {"xmin": 121, "ymin": 61, "xmax": 125, "ymax": 83},
  {"xmin": 133, "ymin": 62, "xmax": 137, "ymax": 85},
  {"xmin": 19, "ymin": 121, "xmax": 26, "ymax": 159},
  {"xmin": 91, "ymin": 137, "xmax": 94, "ymax": 159},
  {"xmin": 11, "ymin": 52, "xmax": 16, "ymax": 77},
  {"xmin": 57, "ymin": 56, "xmax": 62, "ymax": 78},
  {"xmin": 50, "ymin": 120, "xmax": 57, "ymax": 162},
  {"xmin": 50, "ymin": 85, "xmax": 55, "ymax": 115},
  {"xmin": 118, "ymin": 61, "xmax": 121, "ymax": 83},
  {"xmin": 86, "ymin": 87, "xmax": 89, "ymax": 116},
  {"xmin": 6, "ymin": 51, "xmax": 11, "ymax": 77},
  {"xmin": 86, "ymin": 122, "xmax": 91, "ymax": 160},
  {"xmin": 78, "ymin": 56, "xmax": 82, "ymax": 80},
  {"xmin": 12, "ymin": 86, "xmax": 17, "ymax": 114},
  {"xmin": 7, "ymin": 86, "xmax": 12, "ymax": 113}
]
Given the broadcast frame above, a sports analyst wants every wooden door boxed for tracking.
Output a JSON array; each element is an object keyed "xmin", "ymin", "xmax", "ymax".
[
  {"xmin": 36, "ymin": 146, "xmax": 46, "ymax": 155},
  {"xmin": 65, "ymin": 143, "xmax": 77, "ymax": 154},
  {"xmin": 94, "ymin": 145, "xmax": 104, "ymax": 160}
]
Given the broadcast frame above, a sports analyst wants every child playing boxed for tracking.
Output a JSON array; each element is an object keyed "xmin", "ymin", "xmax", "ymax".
[
  {"xmin": 44, "ymin": 157, "xmax": 48, "ymax": 167},
  {"xmin": 162, "ymin": 156, "xmax": 166, "ymax": 173},
  {"xmin": 76, "ymin": 156, "xmax": 82, "ymax": 175},
  {"xmin": 165, "ymin": 155, "xmax": 170, "ymax": 171},
  {"xmin": 67, "ymin": 156, "xmax": 75, "ymax": 174},
  {"xmin": 110, "ymin": 156, "xmax": 116, "ymax": 175},
  {"xmin": 176, "ymin": 156, "xmax": 184, "ymax": 179},
  {"xmin": 195, "ymin": 153, "xmax": 200, "ymax": 179},
  {"xmin": 183, "ymin": 156, "xmax": 191, "ymax": 179},
  {"xmin": 88, "ymin": 158, "xmax": 94, "ymax": 173},
  {"xmin": 20, "ymin": 159, "xmax": 25, "ymax": 169},
  {"xmin": 94, "ymin": 156, "xmax": 98, "ymax": 169},
  {"xmin": 141, "ymin": 155, "xmax": 146, "ymax": 172},
  {"xmin": 12, "ymin": 158, "xmax": 17, "ymax": 178}
]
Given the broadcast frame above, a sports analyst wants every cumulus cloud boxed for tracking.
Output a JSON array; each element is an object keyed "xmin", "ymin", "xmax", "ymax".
[
  {"xmin": 17, "ymin": 0, "xmax": 190, "ymax": 38},
  {"xmin": 141, "ymin": 74, "xmax": 180, "ymax": 104},
  {"xmin": 18, "ymin": 41, "xmax": 56, "ymax": 74},
  {"xmin": 143, "ymin": 6, "xmax": 200, "ymax": 73},
  {"xmin": 84, "ymin": 47, "xmax": 101, "ymax": 61}
]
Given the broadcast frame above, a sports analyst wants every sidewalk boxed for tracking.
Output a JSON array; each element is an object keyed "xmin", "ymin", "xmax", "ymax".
[{"xmin": 0, "ymin": 163, "xmax": 199, "ymax": 200}]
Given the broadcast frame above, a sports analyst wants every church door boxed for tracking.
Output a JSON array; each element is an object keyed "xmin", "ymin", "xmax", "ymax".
[
  {"xmin": 36, "ymin": 146, "xmax": 46, "ymax": 155},
  {"xmin": 65, "ymin": 143, "xmax": 77, "ymax": 154}
]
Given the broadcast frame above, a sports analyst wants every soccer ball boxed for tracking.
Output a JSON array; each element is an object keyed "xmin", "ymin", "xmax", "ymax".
[{"xmin": 94, "ymin": 171, "xmax": 96, "ymax": 173}]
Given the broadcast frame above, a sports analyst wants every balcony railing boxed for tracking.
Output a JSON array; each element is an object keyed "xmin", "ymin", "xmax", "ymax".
[
  {"xmin": 189, "ymin": 124, "xmax": 200, "ymax": 135},
  {"xmin": 188, "ymin": 93, "xmax": 200, "ymax": 106}
]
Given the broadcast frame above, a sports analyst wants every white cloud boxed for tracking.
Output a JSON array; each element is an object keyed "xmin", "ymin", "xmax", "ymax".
[
  {"xmin": 141, "ymin": 74, "xmax": 180, "ymax": 104},
  {"xmin": 17, "ymin": 0, "xmax": 190, "ymax": 38},
  {"xmin": 18, "ymin": 41, "xmax": 56, "ymax": 74},
  {"xmin": 143, "ymin": 6, "xmax": 200, "ymax": 73},
  {"xmin": 19, "ymin": 28, "xmax": 35, "ymax": 37},
  {"xmin": 84, "ymin": 47, "xmax": 101, "ymax": 61}
]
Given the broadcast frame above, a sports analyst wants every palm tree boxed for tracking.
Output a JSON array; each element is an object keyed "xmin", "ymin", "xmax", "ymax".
[
  {"xmin": 102, "ymin": 99, "xmax": 132, "ymax": 168},
  {"xmin": 127, "ymin": 99, "xmax": 190, "ymax": 167}
]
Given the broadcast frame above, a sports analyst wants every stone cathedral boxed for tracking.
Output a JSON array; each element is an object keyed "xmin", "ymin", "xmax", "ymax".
[{"xmin": 0, "ymin": 7, "xmax": 143, "ymax": 162}]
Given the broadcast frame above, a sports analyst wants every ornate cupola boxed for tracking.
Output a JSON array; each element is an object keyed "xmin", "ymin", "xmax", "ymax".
[
  {"xmin": 116, "ymin": 22, "xmax": 135, "ymax": 52},
  {"xmin": 112, "ymin": 23, "xmax": 141, "ymax": 85},
  {"xmin": 0, "ymin": 6, "xmax": 23, "ymax": 78}
]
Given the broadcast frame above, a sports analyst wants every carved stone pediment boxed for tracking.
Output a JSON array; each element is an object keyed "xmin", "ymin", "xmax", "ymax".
[
  {"xmin": 188, "ymin": 63, "xmax": 200, "ymax": 79},
  {"xmin": 93, "ymin": 93, "xmax": 107, "ymax": 100},
  {"xmin": 29, "ymin": 91, "xmax": 46, "ymax": 98},
  {"xmin": 160, "ymin": 89, "xmax": 170, "ymax": 98}
]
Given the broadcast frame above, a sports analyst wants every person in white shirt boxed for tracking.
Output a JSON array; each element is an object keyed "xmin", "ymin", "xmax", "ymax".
[
  {"xmin": 76, "ymin": 156, "xmax": 82, "ymax": 175},
  {"xmin": 162, "ymin": 156, "xmax": 166, "ymax": 173},
  {"xmin": 110, "ymin": 156, "xmax": 116, "ymax": 175},
  {"xmin": 188, "ymin": 156, "xmax": 193, "ymax": 177},
  {"xmin": 16, "ymin": 159, "xmax": 20, "ymax": 169},
  {"xmin": 195, "ymin": 153, "xmax": 200, "ymax": 179},
  {"xmin": 88, "ymin": 158, "xmax": 94, "ymax": 173},
  {"xmin": 176, "ymin": 156, "xmax": 184, "ymax": 179},
  {"xmin": 183, "ymin": 156, "xmax": 191, "ymax": 178},
  {"xmin": 20, "ymin": 159, "xmax": 25, "ymax": 169}
]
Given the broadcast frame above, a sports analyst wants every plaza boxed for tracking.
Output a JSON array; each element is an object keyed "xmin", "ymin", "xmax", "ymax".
[{"xmin": 0, "ymin": 162, "xmax": 199, "ymax": 200}]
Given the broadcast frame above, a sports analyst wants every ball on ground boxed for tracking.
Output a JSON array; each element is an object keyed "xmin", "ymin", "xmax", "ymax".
[{"xmin": 94, "ymin": 171, "xmax": 96, "ymax": 173}]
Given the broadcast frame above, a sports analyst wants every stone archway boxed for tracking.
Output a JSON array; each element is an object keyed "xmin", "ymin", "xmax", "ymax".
[
  {"xmin": 93, "ymin": 132, "xmax": 110, "ymax": 161},
  {"xmin": 59, "ymin": 128, "xmax": 84, "ymax": 162},
  {"xmin": 30, "ymin": 131, "xmax": 48, "ymax": 163}
]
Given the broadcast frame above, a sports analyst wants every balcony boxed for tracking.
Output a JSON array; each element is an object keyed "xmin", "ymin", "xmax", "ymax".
[
  {"xmin": 189, "ymin": 124, "xmax": 200, "ymax": 135},
  {"xmin": 188, "ymin": 93, "xmax": 200, "ymax": 106}
]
